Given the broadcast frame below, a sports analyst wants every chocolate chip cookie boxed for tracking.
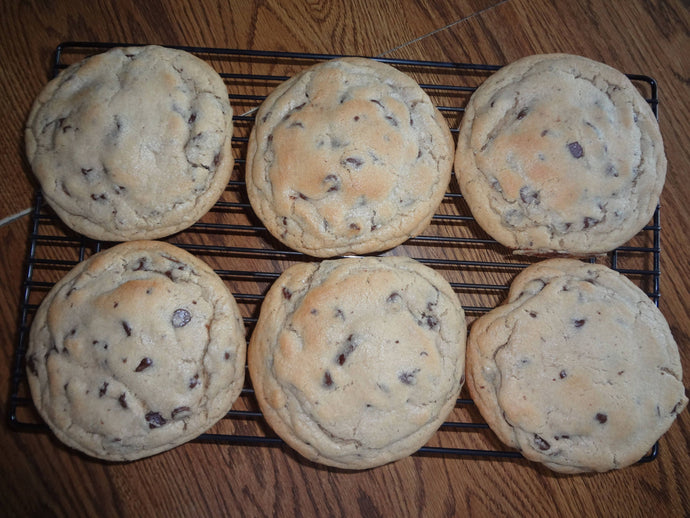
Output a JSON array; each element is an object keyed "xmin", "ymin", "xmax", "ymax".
[
  {"xmin": 26, "ymin": 240, "xmax": 246, "ymax": 461},
  {"xmin": 248, "ymin": 256, "xmax": 466, "ymax": 469},
  {"xmin": 455, "ymin": 54, "xmax": 667, "ymax": 255},
  {"xmin": 246, "ymin": 57, "xmax": 454, "ymax": 257},
  {"xmin": 466, "ymin": 258, "xmax": 687, "ymax": 473},
  {"xmin": 25, "ymin": 45, "xmax": 234, "ymax": 241}
]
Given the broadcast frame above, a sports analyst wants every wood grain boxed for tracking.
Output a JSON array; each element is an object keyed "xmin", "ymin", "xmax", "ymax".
[{"xmin": 1, "ymin": 1, "xmax": 688, "ymax": 517}]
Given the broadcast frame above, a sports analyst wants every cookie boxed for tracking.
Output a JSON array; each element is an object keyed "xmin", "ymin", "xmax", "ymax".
[
  {"xmin": 455, "ymin": 53, "xmax": 667, "ymax": 255},
  {"xmin": 246, "ymin": 57, "xmax": 454, "ymax": 257},
  {"xmin": 248, "ymin": 256, "xmax": 466, "ymax": 469},
  {"xmin": 466, "ymin": 258, "xmax": 687, "ymax": 473},
  {"xmin": 25, "ymin": 45, "xmax": 234, "ymax": 241},
  {"xmin": 26, "ymin": 240, "xmax": 246, "ymax": 461}
]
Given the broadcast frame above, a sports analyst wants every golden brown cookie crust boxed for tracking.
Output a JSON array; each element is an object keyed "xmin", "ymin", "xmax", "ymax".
[
  {"xmin": 246, "ymin": 57, "xmax": 454, "ymax": 257},
  {"xmin": 25, "ymin": 45, "xmax": 234, "ymax": 241},
  {"xmin": 26, "ymin": 240, "xmax": 246, "ymax": 461},
  {"xmin": 466, "ymin": 258, "xmax": 687, "ymax": 473},
  {"xmin": 455, "ymin": 54, "xmax": 666, "ymax": 255},
  {"xmin": 248, "ymin": 256, "xmax": 466, "ymax": 469}
]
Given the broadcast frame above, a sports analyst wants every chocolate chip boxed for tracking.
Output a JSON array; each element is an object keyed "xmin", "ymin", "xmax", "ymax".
[
  {"xmin": 135, "ymin": 357, "xmax": 153, "ymax": 372},
  {"xmin": 323, "ymin": 371, "xmax": 334, "ymax": 388},
  {"xmin": 344, "ymin": 157, "xmax": 364, "ymax": 168},
  {"xmin": 567, "ymin": 141, "xmax": 584, "ymax": 159},
  {"xmin": 189, "ymin": 373, "xmax": 200, "ymax": 389},
  {"xmin": 387, "ymin": 292, "xmax": 402, "ymax": 304},
  {"xmin": 282, "ymin": 287, "xmax": 292, "ymax": 300},
  {"xmin": 145, "ymin": 412, "xmax": 167, "ymax": 429},
  {"xmin": 583, "ymin": 217, "xmax": 599, "ymax": 229},
  {"xmin": 353, "ymin": 115, "xmax": 360, "ymax": 122},
  {"xmin": 519, "ymin": 186, "xmax": 540, "ymax": 205},
  {"xmin": 534, "ymin": 434, "xmax": 550, "ymax": 451},
  {"xmin": 335, "ymin": 334, "xmax": 359, "ymax": 366},
  {"xmin": 385, "ymin": 115, "xmax": 398, "ymax": 126},
  {"xmin": 224, "ymin": 352, "xmax": 231, "ymax": 360},
  {"xmin": 559, "ymin": 370, "xmax": 567, "ymax": 379},
  {"xmin": 171, "ymin": 406, "xmax": 191, "ymax": 420},
  {"xmin": 349, "ymin": 223, "xmax": 361, "ymax": 231},
  {"xmin": 91, "ymin": 193, "xmax": 108, "ymax": 201},
  {"xmin": 188, "ymin": 113, "xmax": 197, "ymax": 124},
  {"xmin": 99, "ymin": 382, "xmax": 108, "ymax": 397},
  {"xmin": 529, "ymin": 311, "xmax": 538, "ymax": 318},
  {"xmin": 517, "ymin": 108, "xmax": 528, "ymax": 120},
  {"xmin": 172, "ymin": 308, "xmax": 192, "ymax": 328},
  {"xmin": 81, "ymin": 168, "xmax": 93, "ymax": 176},
  {"xmin": 324, "ymin": 174, "xmax": 340, "ymax": 192},
  {"xmin": 540, "ymin": 129, "xmax": 548, "ymax": 137},
  {"xmin": 419, "ymin": 312, "xmax": 438, "ymax": 330},
  {"xmin": 131, "ymin": 257, "xmax": 147, "ymax": 271},
  {"xmin": 213, "ymin": 153, "xmax": 221, "ymax": 168},
  {"xmin": 370, "ymin": 99, "xmax": 384, "ymax": 108},
  {"xmin": 118, "ymin": 393, "xmax": 128, "ymax": 409},
  {"xmin": 595, "ymin": 413, "xmax": 608, "ymax": 424},
  {"xmin": 573, "ymin": 318, "xmax": 586, "ymax": 328},
  {"xmin": 398, "ymin": 368, "xmax": 420, "ymax": 385},
  {"xmin": 122, "ymin": 321, "xmax": 132, "ymax": 337}
]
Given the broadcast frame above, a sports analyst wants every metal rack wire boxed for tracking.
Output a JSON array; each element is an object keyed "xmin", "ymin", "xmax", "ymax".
[{"xmin": 9, "ymin": 42, "xmax": 661, "ymax": 463}]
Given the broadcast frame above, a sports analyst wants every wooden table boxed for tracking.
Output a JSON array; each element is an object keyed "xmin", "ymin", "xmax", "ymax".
[{"xmin": 1, "ymin": 1, "xmax": 688, "ymax": 516}]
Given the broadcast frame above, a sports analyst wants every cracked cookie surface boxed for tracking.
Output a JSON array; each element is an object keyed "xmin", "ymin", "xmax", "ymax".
[
  {"xmin": 246, "ymin": 58, "xmax": 454, "ymax": 257},
  {"xmin": 466, "ymin": 258, "xmax": 687, "ymax": 473},
  {"xmin": 25, "ymin": 45, "xmax": 234, "ymax": 241},
  {"xmin": 455, "ymin": 54, "xmax": 666, "ymax": 255},
  {"xmin": 26, "ymin": 241, "xmax": 246, "ymax": 461},
  {"xmin": 248, "ymin": 256, "xmax": 466, "ymax": 469}
]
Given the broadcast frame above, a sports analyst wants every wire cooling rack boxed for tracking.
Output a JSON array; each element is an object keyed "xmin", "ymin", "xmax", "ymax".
[{"xmin": 9, "ymin": 42, "xmax": 661, "ymax": 463}]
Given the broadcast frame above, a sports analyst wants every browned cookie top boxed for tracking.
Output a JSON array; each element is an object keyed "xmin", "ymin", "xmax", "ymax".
[
  {"xmin": 466, "ymin": 258, "xmax": 687, "ymax": 473},
  {"xmin": 26, "ymin": 240, "xmax": 246, "ymax": 461},
  {"xmin": 248, "ymin": 256, "xmax": 466, "ymax": 469},
  {"xmin": 26, "ymin": 45, "xmax": 234, "ymax": 241},
  {"xmin": 246, "ymin": 57, "xmax": 454, "ymax": 257},
  {"xmin": 455, "ymin": 54, "xmax": 666, "ymax": 255}
]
